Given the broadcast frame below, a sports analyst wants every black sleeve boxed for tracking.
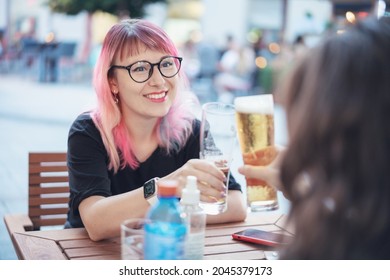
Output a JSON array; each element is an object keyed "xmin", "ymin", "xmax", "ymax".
[{"xmin": 67, "ymin": 114, "xmax": 112, "ymax": 222}]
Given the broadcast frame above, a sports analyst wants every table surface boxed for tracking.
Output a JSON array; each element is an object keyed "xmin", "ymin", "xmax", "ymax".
[{"xmin": 11, "ymin": 212, "xmax": 292, "ymax": 260}]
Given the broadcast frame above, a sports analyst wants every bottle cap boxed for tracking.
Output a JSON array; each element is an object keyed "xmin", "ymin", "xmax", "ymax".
[
  {"xmin": 181, "ymin": 176, "xmax": 200, "ymax": 205},
  {"xmin": 157, "ymin": 180, "xmax": 178, "ymax": 197}
]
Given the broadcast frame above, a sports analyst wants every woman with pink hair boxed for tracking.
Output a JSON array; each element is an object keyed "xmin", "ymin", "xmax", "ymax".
[{"xmin": 66, "ymin": 19, "xmax": 246, "ymax": 241}]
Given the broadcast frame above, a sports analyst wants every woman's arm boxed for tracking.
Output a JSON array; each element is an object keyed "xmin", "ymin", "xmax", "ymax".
[{"xmin": 79, "ymin": 187, "xmax": 149, "ymax": 241}]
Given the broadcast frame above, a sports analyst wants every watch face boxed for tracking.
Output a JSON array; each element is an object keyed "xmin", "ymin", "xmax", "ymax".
[{"xmin": 144, "ymin": 179, "xmax": 156, "ymax": 199}]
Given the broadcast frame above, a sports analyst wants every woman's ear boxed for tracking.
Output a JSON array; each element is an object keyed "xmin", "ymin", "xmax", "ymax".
[{"xmin": 108, "ymin": 77, "xmax": 119, "ymax": 93}]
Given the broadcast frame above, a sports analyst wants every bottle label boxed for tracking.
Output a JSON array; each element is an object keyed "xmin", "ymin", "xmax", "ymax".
[{"xmin": 185, "ymin": 231, "xmax": 205, "ymax": 260}]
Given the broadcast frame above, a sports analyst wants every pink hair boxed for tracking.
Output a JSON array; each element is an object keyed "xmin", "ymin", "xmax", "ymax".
[{"xmin": 91, "ymin": 19, "xmax": 197, "ymax": 172}]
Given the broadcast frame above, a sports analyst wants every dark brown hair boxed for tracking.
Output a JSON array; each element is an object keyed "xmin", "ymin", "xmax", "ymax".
[{"xmin": 280, "ymin": 16, "xmax": 390, "ymax": 259}]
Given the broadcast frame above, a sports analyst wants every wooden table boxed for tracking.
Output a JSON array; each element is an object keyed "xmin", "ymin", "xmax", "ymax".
[{"xmin": 10, "ymin": 212, "xmax": 292, "ymax": 260}]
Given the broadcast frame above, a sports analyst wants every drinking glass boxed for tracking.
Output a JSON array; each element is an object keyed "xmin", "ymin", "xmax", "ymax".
[
  {"xmin": 234, "ymin": 94, "xmax": 278, "ymax": 211},
  {"xmin": 121, "ymin": 218, "xmax": 149, "ymax": 260},
  {"xmin": 199, "ymin": 102, "xmax": 236, "ymax": 215}
]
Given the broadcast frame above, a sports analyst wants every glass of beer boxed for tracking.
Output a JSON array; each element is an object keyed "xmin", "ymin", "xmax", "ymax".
[
  {"xmin": 234, "ymin": 94, "xmax": 278, "ymax": 211},
  {"xmin": 199, "ymin": 102, "xmax": 236, "ymax": 215}
]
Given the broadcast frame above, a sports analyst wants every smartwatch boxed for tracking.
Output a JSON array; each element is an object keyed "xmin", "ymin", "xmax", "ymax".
[{"xmin": 143, "ymin": 177, "xmax": 159, "ymax": 206}]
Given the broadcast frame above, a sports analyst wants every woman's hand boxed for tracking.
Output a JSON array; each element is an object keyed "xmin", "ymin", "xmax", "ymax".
[
  {"xmin": 238, "ymin": 146, "xmax": 285, "ymax": 192},
  {"xmin": 161, "ymin": 159, "xmax": 226, "ymax": 202}
]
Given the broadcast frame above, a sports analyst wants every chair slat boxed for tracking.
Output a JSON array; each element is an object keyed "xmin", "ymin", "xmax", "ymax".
[
  {"xmin": 31, "ymin": 218, "xmax": 67, "ymax": 227},
  {"xmin": 29, "ymin": 165, "xmax": 68, "ymax": 173},
  {"xmin": 29, "ymin": 176, "xmax": 69, "ymax": 184},
  {"xmin": 29, "ymin": 197, "xmax": 69, "ymax": 206},
  {"xmin": 29, "ymin": 153, "xmax": 67, "ymax": 163},
  {"xmin": 29, "ymin": 208, "xmax": 68, "ymax": 216},
  {"xmin": 29, "ymin": 186, "xmax": 69, "ymax": 195}
]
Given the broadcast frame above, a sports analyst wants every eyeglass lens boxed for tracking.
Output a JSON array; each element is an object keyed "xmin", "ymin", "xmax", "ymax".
[{"xmin": 130, "ymin": 56, "xmax": 181, "ymax": 82}]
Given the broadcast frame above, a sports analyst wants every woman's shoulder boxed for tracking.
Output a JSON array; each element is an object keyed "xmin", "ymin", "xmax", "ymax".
[
  {"xmin": 69, "ymin": 112, "xmax": 99, "ymax": 135},
  {"xmin": 72, "ymin": 112, "xmax": 93, "ymax": 126},
  {"xmin": 68, "ymin": 112, "xmax": 105, "ymax": 150}
]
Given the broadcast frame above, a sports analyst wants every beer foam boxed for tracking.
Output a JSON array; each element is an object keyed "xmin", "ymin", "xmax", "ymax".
[{"xmin": 234, "ymin": 94, "xmax": 274, "ymax": 114}]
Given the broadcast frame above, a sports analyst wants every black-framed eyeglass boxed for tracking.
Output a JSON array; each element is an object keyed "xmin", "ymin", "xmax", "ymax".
[{"xmin": 109, "ymin": 56, "xmax": 183, "ymax": 83}]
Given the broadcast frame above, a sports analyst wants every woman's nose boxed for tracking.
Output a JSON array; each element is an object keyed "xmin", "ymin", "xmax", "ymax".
[{"xmin": 148, "ymin": 66, "xmax": 166, "ymax": 86}]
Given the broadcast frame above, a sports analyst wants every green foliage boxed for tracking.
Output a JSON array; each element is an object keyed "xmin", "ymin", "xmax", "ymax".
[{"xmin": 47, "ymin": 0, "xmax": 167, "ymax": 17}]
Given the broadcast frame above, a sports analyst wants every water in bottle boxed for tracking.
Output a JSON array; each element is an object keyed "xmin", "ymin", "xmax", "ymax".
[{"xmin": 144, "ymin": 180, "xmax": 187, "ymax": 260}]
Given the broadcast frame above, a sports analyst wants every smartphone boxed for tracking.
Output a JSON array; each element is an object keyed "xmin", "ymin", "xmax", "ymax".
[{"xmin": 232, "ymin": 229, "xmax": 293, "ymax": 247}]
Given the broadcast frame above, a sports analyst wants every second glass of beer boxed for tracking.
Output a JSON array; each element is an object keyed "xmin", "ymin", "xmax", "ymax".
[
  {"xmin": 234, "ymin": 94, "xmax": 278, "ymax": 211},
  {"xmin": 199, "ymin": 102, "xmax": 236, "ymax": 215}
]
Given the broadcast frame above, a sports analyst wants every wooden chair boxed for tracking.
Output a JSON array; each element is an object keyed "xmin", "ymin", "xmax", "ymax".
[{"xmin": 3, "ymin": 152, "xmax": 69, "ymax": 237}]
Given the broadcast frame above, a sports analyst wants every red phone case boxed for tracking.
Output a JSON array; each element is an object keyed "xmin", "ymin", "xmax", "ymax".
[{"xmin": 232, "ymin": 229, "xmax": 292, "ymax": 247}]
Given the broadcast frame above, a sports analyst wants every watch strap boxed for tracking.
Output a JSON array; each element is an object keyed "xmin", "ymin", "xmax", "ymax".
[
  {"xmin": 147, "ymin": 194, "xmax": 159, "ymax": 206},
  {"xmin": 144, "ymin": 177, "xmax": 159, "ymax": 206}
]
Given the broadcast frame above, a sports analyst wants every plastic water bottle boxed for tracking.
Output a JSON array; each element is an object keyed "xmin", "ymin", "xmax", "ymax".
[
  {"xmin": 144, "ymin": 180, "xmax": 187, "ymax": 260},
  {"xmin": 181, "ymin": 176, "xmax": 206, "ymax": 260}
]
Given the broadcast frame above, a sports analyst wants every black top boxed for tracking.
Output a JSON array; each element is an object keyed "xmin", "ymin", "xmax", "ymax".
[{"xmin": 66, "ymin": 113, "xmax": 241, "ymax": 228}]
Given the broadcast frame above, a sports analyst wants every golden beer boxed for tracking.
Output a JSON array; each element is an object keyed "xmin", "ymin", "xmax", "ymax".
[{"xmin": 234, "ymin": 95, "xmax": 278, "ymax": 211}]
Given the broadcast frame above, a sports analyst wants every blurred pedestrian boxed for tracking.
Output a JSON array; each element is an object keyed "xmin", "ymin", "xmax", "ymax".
[
  {"xmin": 39, "ymin": 31, "xmax": 59, "ymax": 82},
  {"xmin": 196, "ymin": 39, "xmax": 219, "ymax": 80},
  {"xmin": 292, "ymin": 34, "xmax": 308, "ymax": 60},
  {"xmin": 214, "ymin": 39, "xmax": 255, "ymax": 103},
  {"xmin": 180, "ymin": 30, "xmax": 200, "ymax": 82}
]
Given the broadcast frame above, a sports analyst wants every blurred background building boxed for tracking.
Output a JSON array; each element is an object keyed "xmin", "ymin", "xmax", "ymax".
[
  {"xmin": 0, "ymin": 0, "xmax": 387, "ymax": 87},
  {"xmin": 0, "ymin": 0, "xmax": 330, "ymax": 60},
  {"xmin": 0, "ymin": 0, "xmax": 388, "ymax": 100}
]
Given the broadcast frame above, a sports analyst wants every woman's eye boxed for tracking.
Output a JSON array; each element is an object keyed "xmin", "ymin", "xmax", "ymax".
[
  {"xmin": 132, "ymin": 66, "xmax": 148, "ymax": 73},
  {"xmin": 161, "ymin": 61, "xmax": 173, "ymax": 68}
]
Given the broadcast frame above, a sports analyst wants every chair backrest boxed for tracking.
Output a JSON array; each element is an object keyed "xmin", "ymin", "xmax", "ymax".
[{"xmin": 28, "ymin": 152, "xmax": 69, "ymax": 230}]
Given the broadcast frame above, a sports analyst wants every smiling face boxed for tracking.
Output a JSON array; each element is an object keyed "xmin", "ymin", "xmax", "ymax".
[{"xmin": 109, "ymin": 46, "xmax": 179, "ymax": 121}]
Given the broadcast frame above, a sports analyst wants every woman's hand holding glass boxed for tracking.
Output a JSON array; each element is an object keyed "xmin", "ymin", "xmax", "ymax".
[
  {"xmin": 238, "ymin": 145, "xmax": 285, "ymax": 194},
  {"xmin": 162, "ymin": 159, "xmax": 227, "ymax": 203}
]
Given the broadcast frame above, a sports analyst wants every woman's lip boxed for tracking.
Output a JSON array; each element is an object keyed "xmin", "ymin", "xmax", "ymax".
[{"xmin": 144, "ymin": 91, "xmax": 168, "ymax": 102}]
